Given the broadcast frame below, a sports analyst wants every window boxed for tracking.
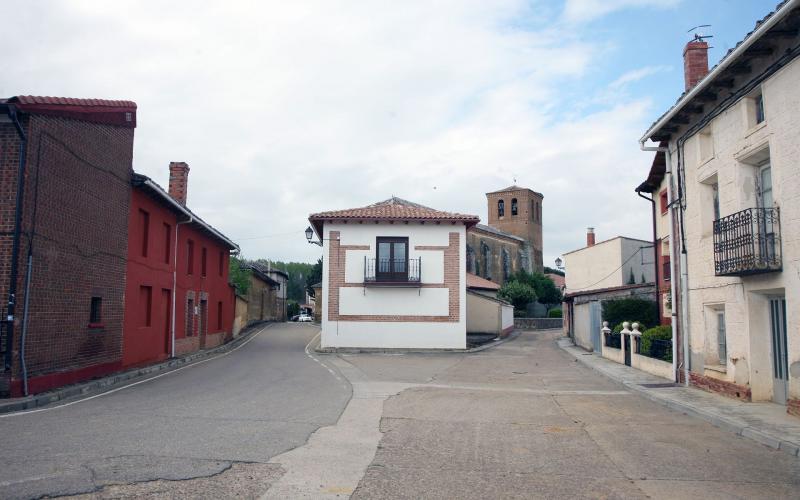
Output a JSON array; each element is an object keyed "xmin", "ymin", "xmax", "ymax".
[
  {"xmin": 717, "ymin": 310, "xmax": 727, "ymax": 364},
  {"xmin": 201, "ymin": 247, "xmax": 208, "ymax": 277},
  {"xmin": 187, "ymin": 240, "xmax": 195, "ymax": 274},
  {"xmin": 376, "ymin": 237, "xmax": 409, "ymax": 281},
  {"xmin": 217, "ymin": 301, "xmax": 223, "ymax": 330},
  {"xmin": 186, "ymin": 298, "xmax": 195, "ymax": 336},
  {"xmin": 755, "ymin": 93, "xmax": 765, "ymax": 124},
  {"xmin": 497, "ymin": 199, "xmax": 505, "ymax": 217},
  {"xmin": 511, "ymin": 198, "xmax": 518, "ymax": 216},
  {"xmin": 163, "ymin": 223, "xmax": 172, "ymax": 264},
  {"xmin": 712, "ymin": 182, "xmax": 720, "ymax": 221},
  {"xmin": 140, "ymin": 286, "xmax": 152, "ymax": 327},
  {"xmin": 89, "ymin": 297, "xmax": 102, "ymax": 325},
  {"xmin": 218, "ymin": 250, "xmax": 225, "ymax": 276},
  {"xmin": 662, "ymin": 256, "xmax": 671, "ymax": 281},
  {"xmin": 139, "ymin": 209, "xmax": 150, "ymax": 257},
  {"xmin": 659, "ymin": 190, "xmax": 669, "ymax": 214}
]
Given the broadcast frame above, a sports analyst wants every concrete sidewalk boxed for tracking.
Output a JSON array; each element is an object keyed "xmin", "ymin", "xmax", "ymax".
[{"xmin": 557, "ymin": 336, "xmax": 800, "ymax": 458}]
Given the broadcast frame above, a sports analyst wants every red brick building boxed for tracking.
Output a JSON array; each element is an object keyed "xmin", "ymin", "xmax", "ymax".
[
  {"xmin": 125, "ymin": 165, "xmax": 238, "ymax": 366},
  {"xmin": 0, "ymin": 96, "xmax": 136, "ymax": 396},
  {"xmin": 0, "ymin": 96, "xmax": 238, "ymax": 396}
]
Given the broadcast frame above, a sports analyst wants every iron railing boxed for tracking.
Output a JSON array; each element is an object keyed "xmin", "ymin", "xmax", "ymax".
[
  {"xmin": 604, "ymin": 332, "xmax": 621, "ymax": 349},
  {"xmin": 713, "ymin": 207, "xmax": 781, "ymax": 276},
  {"xmin": 636, "ymin": 338, "xmax": 672, "ymax": 362},
  {"xmin": 364, "ymin": 257, "xmax": 421, "ymax": 284}
]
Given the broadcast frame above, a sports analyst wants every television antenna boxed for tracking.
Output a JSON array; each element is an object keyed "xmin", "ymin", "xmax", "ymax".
[{"xmin": 687, "ymin": 25, "xmax": 713, "ymax": 43}]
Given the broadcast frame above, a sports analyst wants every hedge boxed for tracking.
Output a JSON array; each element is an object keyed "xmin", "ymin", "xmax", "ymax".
[{"xmin": 602, "ymin": 298, "xmax": 658, "ymax": 328}]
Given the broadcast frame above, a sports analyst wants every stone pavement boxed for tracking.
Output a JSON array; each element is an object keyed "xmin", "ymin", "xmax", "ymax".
[{"xmin": 557, "ymin": 336, "xmax": 800, "ymax": 457}]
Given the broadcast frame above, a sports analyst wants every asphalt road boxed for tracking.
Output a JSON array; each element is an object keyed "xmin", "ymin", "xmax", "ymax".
[{"xmin": 0, "ymin": 323, "xmax": 350, "ymax": 499}]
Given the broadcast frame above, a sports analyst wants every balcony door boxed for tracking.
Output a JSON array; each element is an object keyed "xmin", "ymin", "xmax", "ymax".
[
  {"xmin": 758, "ymin": 164, "xmax": 776, "ymax": 262},
  {"xmin": 376, "ymin": 237, "xmax": 408, "ymax": 282}
]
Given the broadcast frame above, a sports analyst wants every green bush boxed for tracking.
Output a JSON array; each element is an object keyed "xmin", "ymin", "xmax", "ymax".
[
  {"xmin": 498, "ymin": 281, "xmax": 537, "ymax": 312},
  {"xmin": 287, "ymin": 300, "xmax": 300, "ymax": 318},
  {"xmin": 548, "ymin": 308, "xmax": 562, "ymax": 318},
  {"xmin": 641, "ymin": 325, "xmax": 672, "ymax": 361},
  {"xmin": 602, "ymin": 298, "xmax": 658, "ymax": 328}
]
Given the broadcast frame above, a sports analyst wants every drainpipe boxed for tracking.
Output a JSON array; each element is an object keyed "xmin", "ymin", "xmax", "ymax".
[
  {"xmin": 634, "ymin": 189, "xmax": 660, "ymax": 321},
  {"xmin": 640, "ymin": 144, "xmax": 685, "ymax": 385},
  {"xmin": 4, "ymin": 105, "xmax": 27, "ymax": 377},
  {"xmin": 172, "ymin": 217, "xmax": 192, "ymax": 357}
]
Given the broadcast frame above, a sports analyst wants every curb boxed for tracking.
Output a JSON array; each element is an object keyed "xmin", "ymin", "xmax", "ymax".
[
  {"xmin": 314, "ymin": 329, "xmax": 523, "ymax": 355},
  {"xmin": 556, "ymin": 337, "xmax": 800, "ymax": 458},
  {"xmin": 0, "ymin": 323, "xmax": 274, "ymax": 415}
]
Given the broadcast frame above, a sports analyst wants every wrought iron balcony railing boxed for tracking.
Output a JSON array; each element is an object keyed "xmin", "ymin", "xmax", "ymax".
[
  {"xmin": 364, "ymin": 257, "xmax": 421, "ymax": 285},
  {"xmin": 713, "ymin": 207, "xmax": 781, "ymax": 277}
]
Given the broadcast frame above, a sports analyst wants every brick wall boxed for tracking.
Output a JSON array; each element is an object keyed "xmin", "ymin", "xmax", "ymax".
[
  {"xmin": 788, "ymin": 398, "xmax": 800, "ymax": 418},
  {"xmin": 690, "ymin": 372, "xmax": 751, "ymax": 402},
  {"xmin": 0, "ymin": 114, "xmax": 134, "ymax": 395},
  {"xmin": 485, "ymin": 188, "xmax": 543, "ymax": 271},
  {"xmin": 327, "ymin": 230, "xmax": 461, "ymax": 323}
]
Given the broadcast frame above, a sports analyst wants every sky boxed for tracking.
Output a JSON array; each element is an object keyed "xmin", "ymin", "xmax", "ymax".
[{"xmin": 1, "ymin": 0, "xmax": 777, "ymax": 266}]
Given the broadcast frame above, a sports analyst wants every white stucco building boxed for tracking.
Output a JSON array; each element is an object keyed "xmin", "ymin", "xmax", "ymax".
[
  {"xmin": 639, "ymin": 2, "xmax": 800, "ymax": 415},
  {"xmin": 308, "ymin": 197, "xmax": 479, "ymax": 349}
]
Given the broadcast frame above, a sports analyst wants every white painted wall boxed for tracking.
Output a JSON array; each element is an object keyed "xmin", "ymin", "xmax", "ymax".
[
  {"xmin": 669, "ymin": 54, "xmax": 800, "ymax": 402},
  {"xmin": 321, "ymin": 221, "xmax": 467, "ymax": 349},
  {"xmin": 564, "ymin": 237, "xmax": 654, "ymax": 293}
]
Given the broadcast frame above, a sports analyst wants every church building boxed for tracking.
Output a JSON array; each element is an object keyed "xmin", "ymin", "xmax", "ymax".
[{"xmin": 466, "ymin": 185, "xmax": 544, "ymax": 285}]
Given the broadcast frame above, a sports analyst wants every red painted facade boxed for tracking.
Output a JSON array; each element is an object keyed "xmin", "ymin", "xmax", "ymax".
[{"xmin": 124, "ymin": 184, "xmax": 235, "ymax": 367}]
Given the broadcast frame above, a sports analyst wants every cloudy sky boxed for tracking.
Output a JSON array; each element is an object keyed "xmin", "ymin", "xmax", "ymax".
[{"xmin": 2, "ymin": 0, "xmax": 773, "ymax": 266}]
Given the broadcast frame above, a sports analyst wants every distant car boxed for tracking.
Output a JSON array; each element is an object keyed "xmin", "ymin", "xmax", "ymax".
[
  {"xmin": 290, "ymin": 315, "xmax": 300, "ymax": 322},
  {"xmin": 298, "ymin": 314, "xmax": 313, "ymax": 322}
]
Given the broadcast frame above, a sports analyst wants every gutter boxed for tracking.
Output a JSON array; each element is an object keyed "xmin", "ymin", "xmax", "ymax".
[
  {"xmin": 141, "ymin": 179, "xmax": 240, "ymax": 253},
  {"xmin": 639, "ymin": 0, "xmax": 798, "ymax": 146}
]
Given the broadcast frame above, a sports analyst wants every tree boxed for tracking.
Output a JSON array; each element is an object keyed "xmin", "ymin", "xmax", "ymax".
[
  {"xmin": 498, "ymin": 281, "xmax": 537, "ymax": 312},
  {"xmin": 627, "ymin": 268, "xmax": 636, "ymax": 284},
  {"xmin": 255, "ymin": 260, "xmax": 314, "ymax": 302},
  {"xmin": 306, "ymin": 258, "xmax": 322, "ymax": 297},
  {"xmin": 536, "ymin": 276, "xmax": 563, "ymax": 313},
  {"xmin": 228, "ymin": 256, "xmax": 251, "ymax": 295}
]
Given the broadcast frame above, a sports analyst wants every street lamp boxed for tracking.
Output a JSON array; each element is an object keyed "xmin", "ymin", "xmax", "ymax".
[
  {"xmin": 554, "ymin": 257, "xmax": 563, "ymax": 270},
  {"xmin": 305, "ymin": 226, "xmax": 322, "ymax": 246}
]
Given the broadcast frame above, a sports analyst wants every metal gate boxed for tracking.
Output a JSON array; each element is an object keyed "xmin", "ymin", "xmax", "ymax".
[
  {"xmin": 589, "ymin": 301, "xmax": 602, "ymax": 353},
  {"xmin": 769, "ymin": 297, "xmax": 788, "ymax": 405}
]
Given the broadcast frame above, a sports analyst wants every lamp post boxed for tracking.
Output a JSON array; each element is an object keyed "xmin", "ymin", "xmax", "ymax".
[
  {"xmin": 305, "ymin": 226, "xmax": 322, "ymax": 246},
  {"xmin": 554, "ymin": 257, "xmax": 564, "ymax": 271}
]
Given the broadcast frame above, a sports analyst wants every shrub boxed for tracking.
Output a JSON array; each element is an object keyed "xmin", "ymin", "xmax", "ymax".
[
  {"xmin": 548, "ymin": 308, "xmax": 562, "ymax": 318},
  {"xmin": 498, "ymin": 281, "xmax": 537, "ymax": 312},
  {"xmin": 641, "ymin": 325, "xmax": 672, "ymax": 361},
  {"xmin": 602, "ymin": 298, "xmax": 658, "ymax": 328}
]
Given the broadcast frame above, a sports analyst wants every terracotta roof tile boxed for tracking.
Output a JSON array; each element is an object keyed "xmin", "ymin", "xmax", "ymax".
[
  {"xmin": 309, "ymin": 197, "xmax": 480, "ymax": 225},
  {"xmin": 10, "ymin": 95, "xmax": 137, "ymax": 108},
  {"xmin": 466, "ymin": 273, "xmax": 501, "ymax": 290}
]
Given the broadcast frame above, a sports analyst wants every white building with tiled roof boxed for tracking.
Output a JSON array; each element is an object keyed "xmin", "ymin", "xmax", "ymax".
[{"xmin": 308, "ymin": 197, "xmax": 479, "ymax": 349}]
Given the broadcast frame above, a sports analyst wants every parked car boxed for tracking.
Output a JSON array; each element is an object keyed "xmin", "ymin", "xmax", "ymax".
[
  {"xmin": 290, "ymin": 314, "xmax": 300, "ymax": 322},
  {"xmin": 298, "ymin": 314, "xmax": 313, "ymax": 322}
]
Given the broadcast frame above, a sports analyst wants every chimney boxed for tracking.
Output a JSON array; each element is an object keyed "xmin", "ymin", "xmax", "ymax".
[
  {"xmin": 683, "ymin": 37, "xmax": 709, "ymax": 91},
  {"xmin": 168, "ymin": 162, "xmax": 190, "ymax": 205},
  {"xmin": 587, "ymin": 227, "xmax": 596, "ymax": 247}
]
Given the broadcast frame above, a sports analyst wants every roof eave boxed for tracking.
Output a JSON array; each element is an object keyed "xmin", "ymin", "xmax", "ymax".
[{"xmin": 640, "ymin": 0, "xmax": 797, "ymax": 144}]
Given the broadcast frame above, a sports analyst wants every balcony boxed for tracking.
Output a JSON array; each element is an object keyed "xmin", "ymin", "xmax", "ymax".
[
  {"xmin": 364, "ymin": 257, "xmax": 421, "ymax": 286},
  {"xmin": 713, "ymin": 207, "xmax": 781, "ymax": 277}
]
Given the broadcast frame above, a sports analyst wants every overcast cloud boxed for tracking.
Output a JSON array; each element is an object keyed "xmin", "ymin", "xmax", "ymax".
[{"xmin": 1, "ymin": 0, "xmax": 680, "ymax": 266}]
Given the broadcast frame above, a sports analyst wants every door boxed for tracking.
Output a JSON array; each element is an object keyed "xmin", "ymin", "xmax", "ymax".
[
  {"xmin": 376, "ymin": 237, "xmax": 409, "ymax": 281},
  {"xmin": 589, "ymin": 301, "xmax": 602, "ymax": 353},
  {"xmin": 758, "ymin": 164, "xmax": 776, "ymax": 262},
  {"xmin": 199, "ymin": 299, "xmax": 208, "ymax": 349},
  {"xmin": 769, "ymin": 297, "xmax": 788, "ymax": 405},
  {"xmin": 161, "ymin": 289, "xmax": 171, "ymax": 355}
]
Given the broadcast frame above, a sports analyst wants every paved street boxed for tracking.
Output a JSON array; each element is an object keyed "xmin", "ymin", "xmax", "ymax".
[
  {"xmin": 2, "ymin": 326, "xmax": 799, "ymax": 499},
  {"xmin": 0, "ymin": 323, "xmax": 350, "ymax": 499}
]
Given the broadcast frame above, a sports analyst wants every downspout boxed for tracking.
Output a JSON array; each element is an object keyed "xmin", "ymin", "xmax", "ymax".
[
  {"xmin": 172, "ymin": 216, "xmax": 193, "ymax": 358},
  {"xmin": 634, "ymin": 189, "xmax": 660, "ymax": 321},
  {"xmin": 4, "ymin": 105, "xmax": 27, "ymax": 376}
]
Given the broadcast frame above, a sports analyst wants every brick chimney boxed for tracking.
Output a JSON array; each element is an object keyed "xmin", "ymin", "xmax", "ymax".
[
  {"xmin": 168, "ymin": 162, "xmax": 190, "ymax": 205},
  {"xmin": 683, "ymin": 37, "xmax": 709, "ymax": 90},
  {"xmin": 587, "ymin": 227, "xmax": 595, "ymax": 247}
]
